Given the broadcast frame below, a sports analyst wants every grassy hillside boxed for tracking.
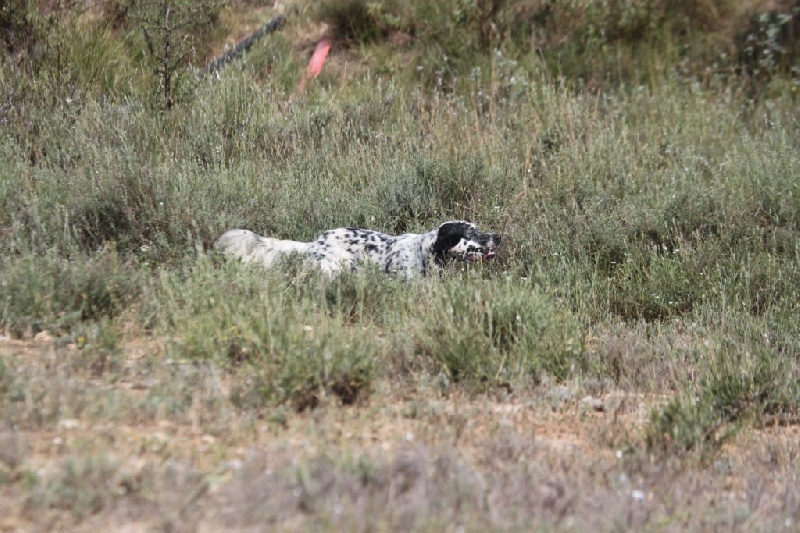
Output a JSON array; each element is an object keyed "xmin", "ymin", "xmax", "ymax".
[{"xmin": 1, "ymin": 0, "xmax": 799, "ymax": 530}]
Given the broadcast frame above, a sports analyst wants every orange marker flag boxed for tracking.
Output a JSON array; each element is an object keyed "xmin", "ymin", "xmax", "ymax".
[{"xmin": 297, "ymin": 37, "xmax": 331, "ymax": 93}]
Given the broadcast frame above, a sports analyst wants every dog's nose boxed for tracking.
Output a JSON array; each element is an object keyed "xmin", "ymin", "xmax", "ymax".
[{"xmin": 491, "ymin": 234, "xmax": 501, "ymax": 246}]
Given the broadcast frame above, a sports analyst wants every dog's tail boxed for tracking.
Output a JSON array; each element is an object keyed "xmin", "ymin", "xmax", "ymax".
[{"xmin": 215, "ymin": 229, "xmax": 308, "ymax": 268}]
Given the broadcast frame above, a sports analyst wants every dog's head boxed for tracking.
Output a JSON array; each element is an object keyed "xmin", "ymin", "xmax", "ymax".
[{"xmin": 431, "ymin": 221, "xmax": 501, "ymax": 264}]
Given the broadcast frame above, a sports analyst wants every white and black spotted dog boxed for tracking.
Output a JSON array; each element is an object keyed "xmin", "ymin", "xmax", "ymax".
[{"xmin": 215, "ymin": 221, "xmax": 501, "ymax": 279}]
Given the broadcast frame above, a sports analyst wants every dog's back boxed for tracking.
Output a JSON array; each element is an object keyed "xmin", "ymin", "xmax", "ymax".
[
  {"xmin": 215, "ymin": 229, "xmax": 307, "ymax": 268},
  {"xmin": 304, "ymin": 228, "xmax": 397, "ymax": 275}
]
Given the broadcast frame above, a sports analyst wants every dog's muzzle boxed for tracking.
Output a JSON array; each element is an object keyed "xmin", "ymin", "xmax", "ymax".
[{"xmin": 465, "ymin": 233, "xmax": 501, "ymax": 263}]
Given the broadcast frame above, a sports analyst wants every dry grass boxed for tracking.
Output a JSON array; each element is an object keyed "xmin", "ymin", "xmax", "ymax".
[
  {"xmin": 1, "ymin": 335, "xmax": 798, "ymax": 531},
  {"xmin": 2, "ymin": 1, "xmax": 800, "ymax": 530}
]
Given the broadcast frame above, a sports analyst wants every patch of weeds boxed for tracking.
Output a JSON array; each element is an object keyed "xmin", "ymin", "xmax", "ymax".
[
  {"xmin": 662, "ymin": 189, "xmax": 724, "ymax": 244},
  {"xmin": 221, "ymin": 446, "xmax": 483, "ymax": 531},
  {"xmin": 704, "ymin": 344, "xmax": 799, "ymax": 422},
  {"xmin": 608, "ymin": 252, "xmax": 699, "ymax": 322},
  {"xmin": 0, "ymin": 358, "xmax": 13, "ymax": 396},
  {"xmin": 147, "ymin": 461, "xmax": 209, "ymax": 533},
  {"xmin": 228, "ymin": 316, "xmax": 379, "ymax": 411},
  {"xmin": 411, "ymin": 157, "xmax": 495, "ymax": 219},
  {"xmin": 585, "ymin": 219, "xmax": 629, "ymax": 275},
  {"xmin": 158, "ymin": 259, "xmax": 380, "ymax": 410},
  {"xmin": 589, "ymin": 322, "xmax": 696, "ymax": 391},
  {"xmin": 372, "ymin": 172, "xmax": 432, "ymax": 234},
  {"xmin": 315, "ymin": 0, "xmax": 403, "ymax": 46},
  {"xmin": 23, "ymin": 455, "xmax": 123, "ymax": 524},
  {"xmin": 71, "ymin": 319, "xmax": 124, "ymax": 377},
  {"xmin": 319, "ymin": 268, "xmax": 410, "ymax": 324},
  {"xmin": 1, "ymin": 343, "xmax": 221, "ymax": 430},
  {"xmin": 563, "ymin": 199, "xmax": 632, "ymax": 277},
  {"xmin": 738, "ymin": 253, "xmax": 800, "ymax": 316},
  {"xmin": 646, "ymin": 395, "xmax": 739, "ymax": 463},
  {"xmin": 0, "ymin": 357, "xmax": 28, "ymax": 424},
  {"xmin": 0, "ymin": 250, "xmax": 142, "ymax": 336},
  {"xmin": 416, "ymin": 277, "xmax": 584, "ymax": 386},
  {"xmin": 0, "ymin": 432, "xmax": 30, "ymax": 478},
  {"xmin": 0, "ymin": 354, "xmax": 86, "ymax": 430},
  {"xmin": 646, "ymin": 341, "xmax": 800, "ymax": 461},
  {"xmin": 70, "ymin": 167, "xmax": 172, "ymax": 257}
]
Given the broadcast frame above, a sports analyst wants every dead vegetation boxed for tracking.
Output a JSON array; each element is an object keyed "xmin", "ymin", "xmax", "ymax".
[{"xmin": 0, "ymin": 333, "xmax": 798, "ymax": 531}]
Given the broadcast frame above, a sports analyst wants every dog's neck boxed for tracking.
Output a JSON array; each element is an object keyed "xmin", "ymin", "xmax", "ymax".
[{"xmin": 421, "ymin": 229, "xmax": 452, "ymax": 269}]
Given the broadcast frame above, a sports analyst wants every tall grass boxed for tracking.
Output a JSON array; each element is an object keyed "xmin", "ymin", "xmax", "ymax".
[
  {"xmin": 5, "ymin": 5, "xmax": 800, "ymax": 530},
  {"xmin": 416, "ymin": 277, "xmax": 584, "ymax": 384},
  {"xmin": 1, "ymin": 1, "xmax": 798, "ymax": 426}
]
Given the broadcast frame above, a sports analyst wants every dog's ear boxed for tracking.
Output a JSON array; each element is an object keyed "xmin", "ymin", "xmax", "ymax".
[{"xmin": 431, "ymin": 221, "xmax": 469, "ymax": 258}]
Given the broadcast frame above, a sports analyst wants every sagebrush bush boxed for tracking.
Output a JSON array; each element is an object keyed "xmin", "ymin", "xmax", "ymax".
[
  {"xmin": 153, "ymin": 258, "xmax": 381, "ymax": 409},
  {"xmin": 416, "ymin": 276, "xmax": 584, "ymax": 385},
  {"xmin": 72, "ymin": 319, "xmax": 124, "ymax": 377},
  {"xmin": 25, "ymin": 455, "xmax": 122, "ymax": 522},
  {"xmin": 646, "ymin": 395, "xmax": 738, "ymax": 462},
  {"xmin": 0, "ymin": 250, "xmax": 143, "ymax": 336},
  {"xmin": 646, "ymin": 313, "xmax": 800, "ymax": 460}
]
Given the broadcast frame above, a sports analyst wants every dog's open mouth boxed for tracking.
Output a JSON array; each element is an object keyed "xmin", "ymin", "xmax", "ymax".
[{"xmin": 466, "ymin": 250, "xmax": 497, "ymax": 262}]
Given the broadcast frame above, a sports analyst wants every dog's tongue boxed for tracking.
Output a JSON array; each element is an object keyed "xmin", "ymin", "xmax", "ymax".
[{"xmin": 467, "ymin": 252, "xmax": 496, "ymax": 262}]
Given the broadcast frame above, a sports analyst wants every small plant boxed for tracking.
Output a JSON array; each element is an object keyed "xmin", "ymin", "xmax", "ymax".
[
  {"xmin": 72, "ymin": 319, "xmax": 124, "ymax": 377},
  {"xmin": 130, "ymin": 0, "xmax": 227, "ymax": 108},
  {"xmin": 0, "ymin": 251, "xmax": 142, "ymax": 337},
  {"xmin": 646, "ymin": 341, "xmax": 800, "ymax": 461},
  {"xmin": 645, "ymin": 395, "xmax": 738, "ymax": 462},
  {"xmin": 24, "ymin": 455, "xmax": 123, "ymax": 522},
  {"xmin": 156, "ymin": 259, "xmax": 380, "ymax": 410},
  {"xmin": 416, "ymin": 277, "xmax": 584, "ymax": 386}
]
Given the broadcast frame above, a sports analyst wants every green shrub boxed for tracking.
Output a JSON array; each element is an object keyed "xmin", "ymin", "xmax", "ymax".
[
  {"xmin": 704, "ymin": 341, "xmax": 799, "ymax": 421},
  {"xmin": 25, "ymin": 455, "xmax": 123, "ymax": 522},
  {"xmin": 154, "ymin": 258, "xmax": 381, "ymax": 410},
  {"xmin": 228, "ymin": 315, "xmax": 379, "ymax": 411},
  {"xmin": 0, "ymin": 251, "xmax": 142, "ymax": 336},
  {"xmin": 646, "ymin": 332, "xmax": 799, "ymax": 461},
  {"xmin": 415, "ymin": 277, "xmax": 584, "ymax": 385},
  {"xmin": 315, "ymin": 0, "xmax": 397, "ymax": 45},
  {"xmin": 72, "ymin": 319, "xmax": 124, "ymax": 377},
  {"xmin": 645, "ymin": 395, "xmax": 738, "ymax": 462}
]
